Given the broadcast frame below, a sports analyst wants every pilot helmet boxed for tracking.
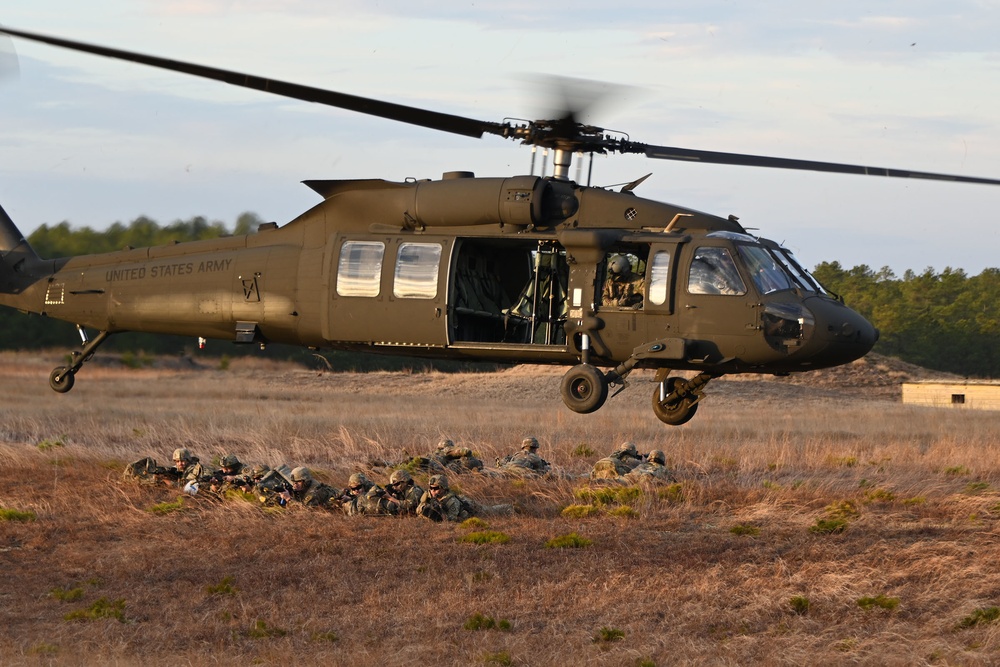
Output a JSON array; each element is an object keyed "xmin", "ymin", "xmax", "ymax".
[{"xmin": 609, "ymin": 254, "xmax": 631, "ymax": 276}]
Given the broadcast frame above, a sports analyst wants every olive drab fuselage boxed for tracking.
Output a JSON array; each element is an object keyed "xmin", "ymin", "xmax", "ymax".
[{"xmin": 0, "ymin": 173, "xmax": 878, "ymax": 423}]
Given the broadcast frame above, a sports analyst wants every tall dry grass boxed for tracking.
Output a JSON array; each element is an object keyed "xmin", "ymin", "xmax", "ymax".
[{"xmin": 1, "ymin": 350, "xmax": 1000, "ymax": 665}]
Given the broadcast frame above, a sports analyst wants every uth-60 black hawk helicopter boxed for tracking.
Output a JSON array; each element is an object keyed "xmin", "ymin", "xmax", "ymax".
[{"xmin": 1, "ymin": 27, "xmax": 998, "ymax": 425}]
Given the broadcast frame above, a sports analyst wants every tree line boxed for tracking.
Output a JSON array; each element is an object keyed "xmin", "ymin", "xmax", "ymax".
[{"xmin": 1, "ymin": 215, "xmax": 997, "ymax": 377}]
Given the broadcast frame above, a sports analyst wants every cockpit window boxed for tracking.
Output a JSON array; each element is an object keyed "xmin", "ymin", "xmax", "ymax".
[
  {"xmin": 737, "ymin": 244, "xmax": 793, "ymax": 294},
  {"xmin": 688, "ymin": 247, "xmax": 746, "ymax": 295},
  {"xmin": 773, "ymin": 249, "xmax": 827, "ymax": 294}
]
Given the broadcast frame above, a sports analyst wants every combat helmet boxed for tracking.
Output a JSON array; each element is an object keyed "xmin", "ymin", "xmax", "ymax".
[
  {"xmin": 647, "ymin": 450, "xmax": 666, "ymax": 465},
  {"xmin": 436, "ymin": 438, "xmax": 454, "ymax": 450},
  {"xmin": 172, "ymin": 447, "xmax": 192, "ymax": 462},
  {"xmin": 521, "ymin": 436, "xmax": 539, "ymax": 451},
  {"xmin": 427, "ymin": 474, "xmax": 449, "ymax": 490},
  {"xmin": 615, "ymin": 441, "xmax": 639, "ymax": 457},
  {"xmin": 220, "ymin": 454, "xmax": 241, "ymax": 469},
  {"xmin": 290, "ymin": 466, "xmax": 313, "ymax": 483},
  {"xmin": 389, "ymin": 469, "xmax": 413, "ymax": 485},
  {"xmin": 348, "ymin": 472, "xmax": 372, "ymax": 489}
]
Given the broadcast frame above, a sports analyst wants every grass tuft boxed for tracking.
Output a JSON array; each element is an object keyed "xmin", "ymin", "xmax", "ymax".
[
  {"xmin": 484, "ymin": 651, "xmax": 513, "ymax": 665},
  {"xmin": 460, "ymin": 517, "xmax": 490, "ymax": 530},
  {"xmin": 545, "ymin": 532, "xmax": 592, "ymax": 549},
  {"xmin": 593, "ymin": 626, "xmax": 625, "ymax": 643},
  {"xmin": 0, "ymin": 507, "xmax": 37, "ymax": 522},
  {"xmin": 36, "ymin": 437, "xmax": 66, "ymax": 451},
  {"xmin": 957, "ymin": 607, "xmax": 1000, "ymax": 629},
  {"xmin": 460, "ymin": 531, "xmax": 511, "ymax": 545},
  {"xmin": 962, "ymin": 482, "xmax": 990, "ymax": 495},
  {"xmin": 561, "ymin": 504, "xmax": 600, "ymax": 518},
  {"xmin": 246, "ymin": 619, "xmax": 287, "ymax": 638},
  {"xmin": 205, "ymin": 576, "xmax": 238, "ymax": 596},
  {"xmin": 658, "ymin": 483, "xmax": 685, "ymax": 503},
  {"xmin": 147, "ymin": 497, "xmax": 185, "ymax": 515},
  {"xmin": 464, "ymin": 612, "xmax": 511, "ymax": 631},
  {"xmin": 857, "ymin": 594, "xmax": 900, "ymax": 611},
  {"xmin": 50, "ymin": 586, "xmax": 84, "ymax": 602},
  {"xmin": 64, "ymin": 597, "xmax": 126, "ymax": 623},
  {"xmin": 574, "ymin": 486, "xmax": 641, "ymax": 506},
  {"xmin": 571, "ymin": 444, "xmax": 596, "ymax": 457},
  {"xmin": 789, "ymin": 596, "xmax": 810, "ymax": 615},
  {"xmin": 730, "ymin": 524, "xmax": 761, "ymax": 537},
  {"xmin": 310, "ymin": 630, "xmax": 339, "ymax": 642}
]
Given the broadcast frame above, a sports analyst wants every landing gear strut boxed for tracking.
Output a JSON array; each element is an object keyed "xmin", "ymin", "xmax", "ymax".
[
  {"xmin": 651, "ymin": 371, "xmax": 718, "ymax": 426},
  {"xmin": 49, "ymin": 327, "xmax": 112, "ymax": 393}
]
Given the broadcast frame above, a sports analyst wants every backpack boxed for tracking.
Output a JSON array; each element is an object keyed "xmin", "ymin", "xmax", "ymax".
[{"xmin": 123, "ymin": 457, "xmax": 163, "ymax": 485}]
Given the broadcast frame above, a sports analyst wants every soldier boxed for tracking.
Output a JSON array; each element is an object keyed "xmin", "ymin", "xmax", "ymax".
[
  {"xmin": 497, "ymin": 436, "xmax": 551, "ymax": 476},
  {"xmin": 591, "ymin": 441, "xmax": 645, "ymax": 479},
  {"xmin": 602, "ymin": 254, "xmax": 644, "ymax": 309},
  {"xmin": 417, "ymin": 474, "xmax": 474, "ymax": 522},
  {"xmin": 206, "ymin": 454, "xmax": 250, "ymax": 494},
  {"xmin": 340, "ymin": 472, "xmax": 390, "ymax": 515},
  {"xmin": 623, "ymin": 449, "xmax": 673, "ymax": 483},
  {"xmin": 383, "ymin": 469, "xmax": 425, "ymax": 516},
  {"xmin": 279, "ymin": 467, "xmax": 338, "ymax": 508},
  {"xmin": 432, "ymin": 438, "xmax": 484, "ymax": 473},
  {"xmin": 156, "ymin": 447, "xmax": 205, "ymax": 490}
]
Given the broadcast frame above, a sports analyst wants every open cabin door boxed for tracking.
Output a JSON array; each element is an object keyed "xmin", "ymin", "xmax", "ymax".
[{"xmin": 449, "ymin": 239, "xmax": 568, "ymax": 347}]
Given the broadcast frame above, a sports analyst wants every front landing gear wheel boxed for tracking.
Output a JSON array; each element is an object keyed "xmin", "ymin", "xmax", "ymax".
[
  {"xmin": 560, "ymin": 364, "xmax": 608, "ymax": 414},
  {"xmin": 651, "ymin": 377, "xmax": 698, "ymax": 425},
  {"xmin": 49, "ymin": 366, "xmax": 75, "ymax": 393}
]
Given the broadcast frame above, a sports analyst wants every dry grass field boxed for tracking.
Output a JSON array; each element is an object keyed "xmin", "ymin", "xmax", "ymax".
[{"xmin": 2, "ymin": 350, "xmax": 1000, "ymax": 666}]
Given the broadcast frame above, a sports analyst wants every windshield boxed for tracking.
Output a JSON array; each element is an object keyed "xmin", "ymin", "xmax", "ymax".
[
  {"xmin": 736, "ymin": 244, "xmax": 794, "ymax": 294},
  {"xmin": 772, "ymin": 248, "xmax": 827, "ymax": 294}
]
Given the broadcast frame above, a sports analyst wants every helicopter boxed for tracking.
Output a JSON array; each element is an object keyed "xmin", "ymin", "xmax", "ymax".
[{"xmin": 1, "ymin": 27, "xmax": 998, "ymax": 426}]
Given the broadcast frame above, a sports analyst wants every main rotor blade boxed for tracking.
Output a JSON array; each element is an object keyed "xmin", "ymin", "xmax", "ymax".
[
  {"xmin": 0, "ymin": 26, "xmax": 505, "ymax": 139},
  {"xmin": 641, "ymin": 143, "xmax": 1000, "ymax": 186}
]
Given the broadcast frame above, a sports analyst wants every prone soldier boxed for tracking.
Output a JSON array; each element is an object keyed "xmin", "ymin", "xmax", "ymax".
[
  {"xmin": 155, "ymin": 447, "xmax": 205, "ymax": 491},
  {"xmin": 416, "ymin": 474, "xmax": 475, "ymax": 522},
  {"xmin": 591, "ymin": 442, "xmax": 645, "ymax": 480},
  {"xmin": 383, "ymin": 469, "xmax": 425, "ymax": 516},
  {"xmin": 279, "ymin": 467, "xmax": 339, "ymax": 508},
  {"xmin": 497, "ymin": 436, "xmax": 551, "ymax": 476}
]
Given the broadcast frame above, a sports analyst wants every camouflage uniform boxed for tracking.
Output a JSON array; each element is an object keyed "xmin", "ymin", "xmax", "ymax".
[
  {"xmin": 160, "ymin": 448, "xmax": 205, "ymax": 489},
  {"xmin": 431, "ymin": 438, "xmax": 484, "ymax": 473},
  {"xmin": 342, "ymin": 472, "xmax": 390, "ymax": 515},
  {"xmin": 384, "ymin": 469, "xmax": 425, "ymax": 516},
  {"xmin": 286, "ymin": 467, "xmax": 339, "ymax": 508},
  {"xmin": 623, "ymin": 450, "xmax": 673, "ymax": 483},
  {"xmin": 207, "ymin": 454, "xmax": 252, "ymax": 494},
  {"xmin": 498, "ymin": 436, "xmax": 550, "ymax": 476},
  {"xmin": 417, "ymin": 474, "xmax": 473, "ymax": 522},
  {"xmin": 591, "ymin": 442, "xmax": 644, "ymax": 479}
]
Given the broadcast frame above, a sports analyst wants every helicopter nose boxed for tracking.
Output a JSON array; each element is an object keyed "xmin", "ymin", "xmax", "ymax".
[{"xmin": 800, "ymin": 297, "xmax": 878, "ymax": 368}]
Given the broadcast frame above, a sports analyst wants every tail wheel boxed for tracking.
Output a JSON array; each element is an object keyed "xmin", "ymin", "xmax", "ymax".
[
  {"xmin": 49, "ymin": 366, "xmax": 75, "ymax": 393},
  {"xmin": 651, "ymin": 376, "xmax": 698, "ymax": 425},
  {"xmin": 560, "ymin": 364, "xmax": 608, "ymax": 414}
]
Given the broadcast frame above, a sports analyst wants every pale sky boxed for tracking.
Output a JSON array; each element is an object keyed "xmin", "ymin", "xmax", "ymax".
[{"xmin": 1, "ymin": 1, "xmax": 999, "ymax": 275}]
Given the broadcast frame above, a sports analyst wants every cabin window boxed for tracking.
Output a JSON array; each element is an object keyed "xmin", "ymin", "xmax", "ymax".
[
  {"xmin": 337, "ymin": 240, "xmax": 384, "ymax": 297},
  {"xmin": 393, "ymin": 242, "xmax": 442, "ymax": 299},
  {"xmin": 649, "ymin": 251, "xmax": 671, "ymax": 306},
  {"xmin": 687, "ymin": 247, "xmax": 746, "ymax": 296}
]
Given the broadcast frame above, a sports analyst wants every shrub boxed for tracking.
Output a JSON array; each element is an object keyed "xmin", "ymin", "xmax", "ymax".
[
  {"xmin": 789, "ymin": 596, "xmax": 810, "ymax": 615},
  {"xmin": 0, "ymin": 507, "xmax": 37, "ymax": 522},
  {"xmin": 64, "ymin": 598, "xmax": 126, "ymax": 623},
  {"xmin": 561, "ymin": 504, "xmax": 600, "ymax": 518},
  {"xmin": 545, "ymin": 532, "xmax": 592, "ymax": 549},
  {"xmin": 571, "ymin": 444, "xmax": 596, "ymax": 457},
  {"xmin": 857, "ymin": 595, "xmax": 900, "ymax": 611},
  {"xmin": 730, "ymin": 524, "xmax": 761, "ymax": 537},
  {"xmin": 460, "ymin": 531, "xmax": 511, "ymax": 545},
  {"xmin": 957, "ymin": 607, "xmax": 1000, "ymax": 629},
  {"xmin": 606, "ymin": 506, "xmax": 638, "ymax": 519}
]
